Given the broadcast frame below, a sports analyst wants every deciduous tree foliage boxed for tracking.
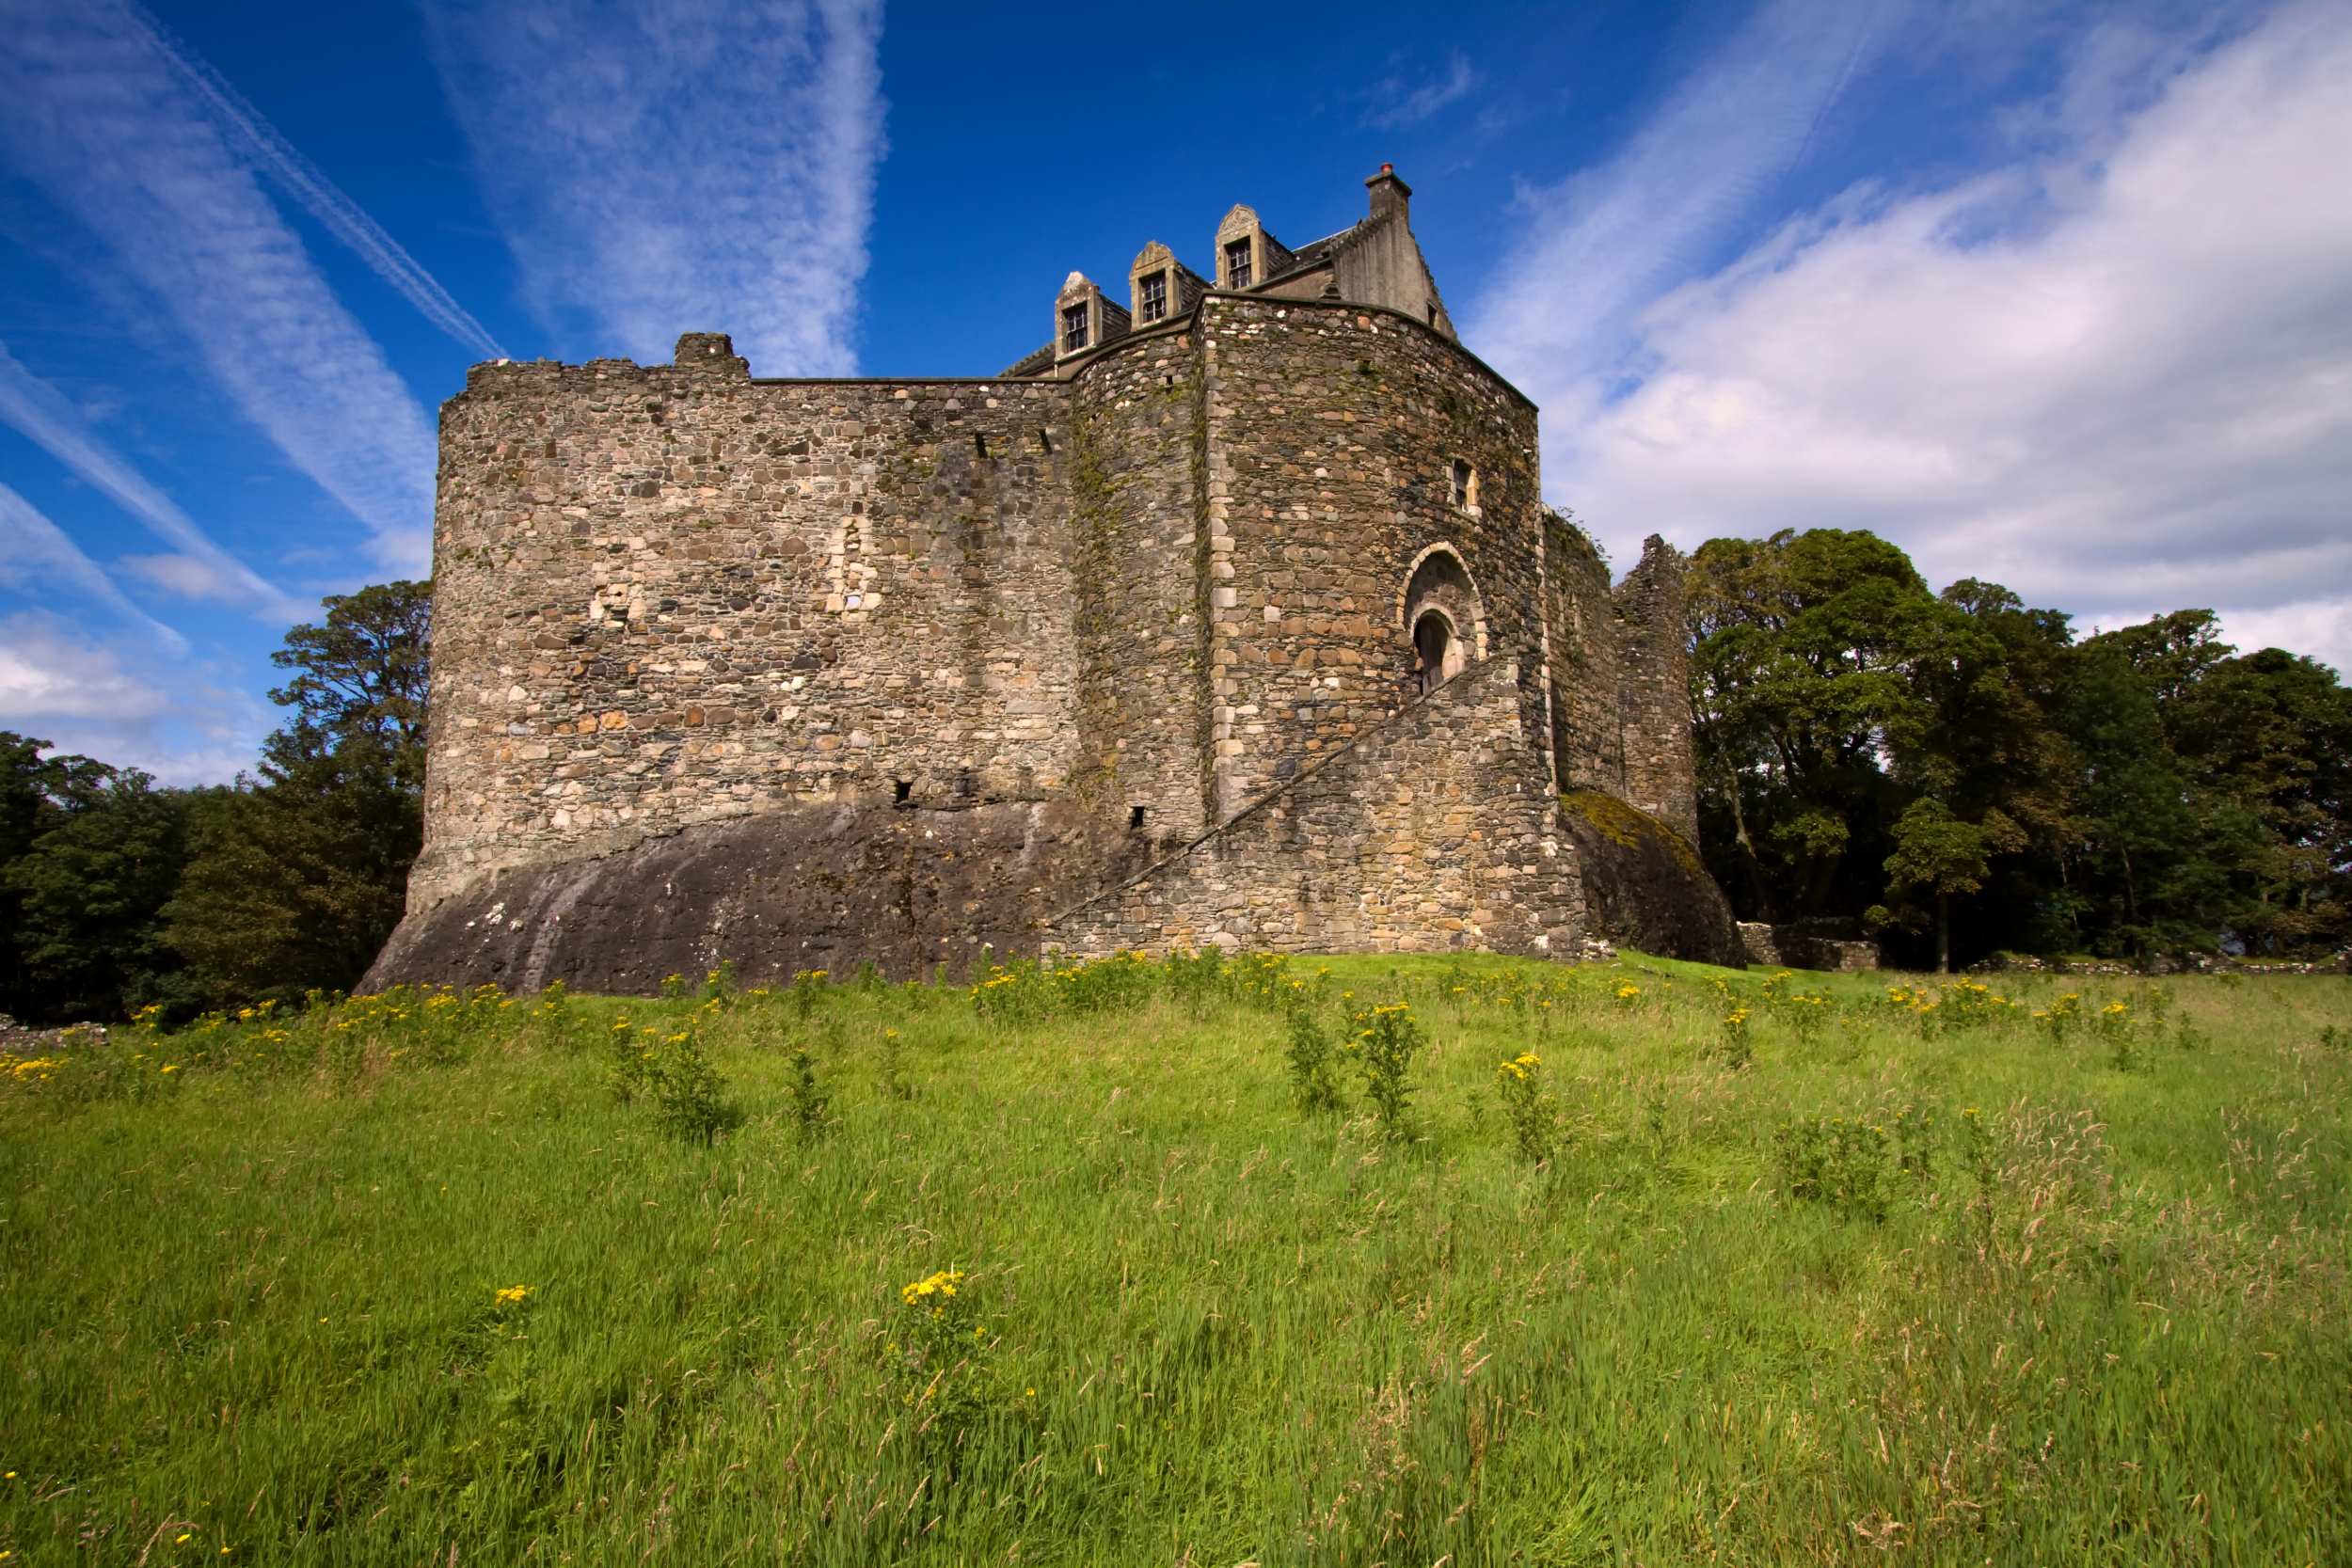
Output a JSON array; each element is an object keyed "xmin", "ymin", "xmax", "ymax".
[
  {"xmin": 0, "ymin": 580, "xmax": 430, "ymax": 1022},
  {"xmin": 0, "ymin": 748, "xmax": 203, "ymax": 1020},
  {"xmin": 1689, "ymin": 532, "xmax": 2352, "ymax": 966}
]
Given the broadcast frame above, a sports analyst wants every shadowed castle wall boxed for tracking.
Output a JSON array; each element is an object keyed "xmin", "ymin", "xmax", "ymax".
[
  {"xmin": 1612, "ymin": 539, "xmax": 1701, "ymax": 846},
  {"xmin": 1545, "ymin": 524, "xmax": 1700, "ymax": 849},
  {"xmin": 1066, "ymin": 321, "xmax": 1216, "ymax": 846}
]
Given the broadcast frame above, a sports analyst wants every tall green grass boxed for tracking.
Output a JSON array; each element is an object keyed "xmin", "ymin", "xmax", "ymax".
[{"xmin": 2, "ymin": 955, "xmax": 2346, "ymax": 1564}]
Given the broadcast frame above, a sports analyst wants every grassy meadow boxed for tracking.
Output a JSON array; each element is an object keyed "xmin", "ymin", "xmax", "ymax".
[{"xmin": 1, "ymin": 951, "xmax": 2346, "ymax": 1565}]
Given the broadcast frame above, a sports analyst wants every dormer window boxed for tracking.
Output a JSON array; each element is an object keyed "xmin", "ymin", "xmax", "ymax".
[
  {"xmin": 1054, "ymin": 271, "xmax": 1130, "ymax": 361},
  {"xmin": 1225, "ymin": 239, "xmax": 1253, "ymax": 290},
  {"xmin": 1126, "ymin": 243, "xmax": 1201, "ymax": 325}
]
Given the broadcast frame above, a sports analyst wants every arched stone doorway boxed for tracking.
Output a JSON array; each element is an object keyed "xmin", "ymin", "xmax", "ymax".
[
  {"xmin": 1413, "ymin": 609, "xmax": 1465, "ymax": 694},
  {"xmin": 1399, "ymin": 545, "xmax": 1486, "ymax": 696}
]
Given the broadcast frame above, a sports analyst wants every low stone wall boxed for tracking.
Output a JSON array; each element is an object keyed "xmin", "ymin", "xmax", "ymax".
[
  {"xmin": 0, "ymin": 1015, "xmax": 109, "ymax": 1053},
  {"xmin": 1972, "ymin": 952, "xmax": 2351, "ymax": 977},
  {"xmin": 1738, "ymin": 921, "xmax": 1882, "ymax": 973},
  {"xmin": 1050, "ymin": 656, "xmax": 1581, "ymax": 958}
]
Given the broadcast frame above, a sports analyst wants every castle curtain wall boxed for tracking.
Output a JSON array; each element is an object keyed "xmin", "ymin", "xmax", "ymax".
[
  {"xmin": 1612, "ymin": 540, "xmax": 1702, "ymax": 846},
  {"xmin": 413, "ymin": 349, "xmax": 1085, "ymax": 912},
  {"xmin": 1054, "ymin": 655, "xmax": 1582, "ymax": 957},
  {"xmin": 1545, "ymin": 515, "xmax": 1628, "ymax": 799}
]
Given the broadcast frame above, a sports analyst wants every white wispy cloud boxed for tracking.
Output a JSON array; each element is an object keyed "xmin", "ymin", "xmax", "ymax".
[
  {"xmin": 1365, "ymin": 53, "xmax": 1477, "ymax": 130},
  {"xmin": 424, "ymin": 0, "xmax": 887, "ymax": 376},
  {"xmin": 1533, "ymin": 2, "xmax": 2352, "ymax": 667},
  {"xmin": 0, "ymin": 341, "xmax": 297, "ymax": 616},
  {"xmin": 0, "ymin": 0, "xmax": 438, "ymax": 574},
  {"xmin": 0, "ymin": 610, "xmax": 268, "ymax": 784},
  {"xmin": 0, "ymin": 482, "xmax": 184, "ymax": 647},
  {"xmin": 1465, "ymin": 0, "xmax": 1887, "ymax": 390},
  {"xmin": 120, "ymin": 0, "xmax": 508, "ymax": 362}
]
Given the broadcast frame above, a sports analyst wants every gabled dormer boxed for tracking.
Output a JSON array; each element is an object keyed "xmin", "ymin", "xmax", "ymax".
[
  {"xmin": 1214, "ymin": 206, "xmax": 1296, "ymax": 293},
  {"xmin": 1338, "ymin": 166, "xmax": 1455, "ymax": 339},
  {"xmin": 1054, "ymin": 272, "xmax": 1130, "ymax": 362},
  {"xmin": 1127, "ymin": 242, "xmax": 1209, "ymax": 325},
  {"xmin": 1212, "ymin": 167, "xmax": 1458, "ymax": 340}
]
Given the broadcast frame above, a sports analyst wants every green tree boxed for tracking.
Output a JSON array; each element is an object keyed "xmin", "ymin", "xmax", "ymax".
[
  {"xmin": 164, "ymin": 581, "xmax": 432, "ymax": 1005},
  {"xmin": 2054, "ymin": 616, "xmax": 2352, "ymax": 961},
  {"xmin": 2058, "ymin": 640, "xmax": 2217, "ymax": 958},
  {"xmin": 1686, "ymin": 529, "xmax": 1944, "ymax": 921},
  {"xmin": 1876, "ymin": 799, "xmax": 2025, "ymax": 973},
  {"xmin": 163, "ymin": 743, "xmax": 419, "ymax": 1005},
  {"xmin": 2169, "ymin": 645, "xmax": 2352, "ymax": 955},
  {"xmin": 4, "ymin": 770, "xmax": 201, "ymax": 1020},
  {"xmin": 266, "ymin": 578, "xmax": 432, "ymax": 768}
]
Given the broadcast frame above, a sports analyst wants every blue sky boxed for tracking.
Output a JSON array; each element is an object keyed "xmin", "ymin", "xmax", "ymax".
[{"xmin": 2, "ymin": 0, "xmax": 2347, "ymax": 782}]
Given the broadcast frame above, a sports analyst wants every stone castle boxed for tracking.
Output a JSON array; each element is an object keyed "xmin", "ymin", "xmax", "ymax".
[{"xmin": 366, "ymin": 167, "xmax": 1739, "ymax": 993}]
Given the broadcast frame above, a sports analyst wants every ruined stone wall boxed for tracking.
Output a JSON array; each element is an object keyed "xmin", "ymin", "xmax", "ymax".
[
  {"xmin": 1195, "ymin": 295, "xmax": 1547, "ymax": 824},
  {"xmin": 1053, "ymin": 656, "xmax": 1580, "ymax": 957},
  {"xmin": 1613, "ymin": 536, "xmax": 1700, "ymax": 846},
  {"xmin": 412, "ymin": 337, "xmax": 1082, "ymax": 911},
  {"xmin": 1545, "ymin": 514, "xmax": 1627, "ymax": 800}
]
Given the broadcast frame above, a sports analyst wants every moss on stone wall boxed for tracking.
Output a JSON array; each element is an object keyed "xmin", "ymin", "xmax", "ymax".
[{"xmin": 1559, "ymin": 790, "xmax": 1741, "ymax": 965}]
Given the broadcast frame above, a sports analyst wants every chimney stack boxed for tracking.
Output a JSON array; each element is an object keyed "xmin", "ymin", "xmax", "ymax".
[{"xmin": 1366, "ymin": 163, "xmax": 1411, "ymax": 224}]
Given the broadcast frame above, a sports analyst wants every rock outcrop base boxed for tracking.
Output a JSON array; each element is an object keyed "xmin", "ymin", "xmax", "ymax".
[
  {"xmin": 1556, "ymin": 790, "xmax": 1743, "ymax": 966},
  {"xmin": 361, "ymin": 801, "xmax": 1149, "ymax": 995}
]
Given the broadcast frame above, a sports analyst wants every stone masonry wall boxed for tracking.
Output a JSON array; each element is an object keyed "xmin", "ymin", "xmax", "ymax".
[
  {"xmin": 1052, "ymin": 656, "xmax": 1581, "ymax": 957},
  {"xmin": 1193, "ymin": 295, "xmax": 1548, "ymax": 825},
  {"xmin": 1545, "ymin": 513, "xmax": 1628, "ymax": 800},
  {"xmin": 393, "ymin": 285, "xmax": 1723, "ymax": 989},
  {"xmin": 1067, "ymin": 321, "xmax": 1215, "ymax": 846},
  {"xmin": 1613, "ymin": 536, "xmax": 1700, "ymax": 846},
  {"xmin": 412, "ymin": 337, "xmax": 1082, "ymax": 910}
]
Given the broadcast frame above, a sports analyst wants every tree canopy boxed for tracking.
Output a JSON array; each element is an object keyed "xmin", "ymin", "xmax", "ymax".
[
  {"xmin": 0, "ymin": 579, "xmax": 430, "ymax": 1023},
  {"xmin": 1689, "ymin": 532, "xmax": 2352, "ymax": 968}
]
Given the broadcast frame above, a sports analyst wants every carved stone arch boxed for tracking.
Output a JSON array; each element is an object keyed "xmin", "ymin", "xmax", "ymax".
[{"xmin": 1396, "ymin": 543, "xmax": 1486, "ymax": 695}]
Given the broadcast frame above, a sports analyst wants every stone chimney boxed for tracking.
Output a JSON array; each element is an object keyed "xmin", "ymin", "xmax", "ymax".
[{"xmin": 1365, "ymin": 164, "xmax": 1411, "ymax": 225}]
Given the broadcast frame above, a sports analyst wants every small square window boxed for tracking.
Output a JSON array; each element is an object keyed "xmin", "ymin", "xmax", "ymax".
[
  {"xmin": 1061, "ymin": 303, "xmax": 1089, "ymax": 353},
  {"xmin": 1452, "ymin": 460, "xmax": 1474, "ymax": 507},
  {"xmin": 1225, "ymin": 239, "xmax": 1253, "ymax": 290},
  {"xmin": 1138, "ymin": 270, "xmax": 1168, "ymax": 322}
]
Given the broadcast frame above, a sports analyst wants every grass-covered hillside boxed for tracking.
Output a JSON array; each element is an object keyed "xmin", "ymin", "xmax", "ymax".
[{"xmin": 3, "ymin": 953, "xmax": 2346, "ymax": 1565}]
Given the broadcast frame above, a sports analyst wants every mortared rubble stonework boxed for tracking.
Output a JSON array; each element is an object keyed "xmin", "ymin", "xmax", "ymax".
[{"xmin": 365, "ymin": 168, "xmax": 1728, "ymax": 991}]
